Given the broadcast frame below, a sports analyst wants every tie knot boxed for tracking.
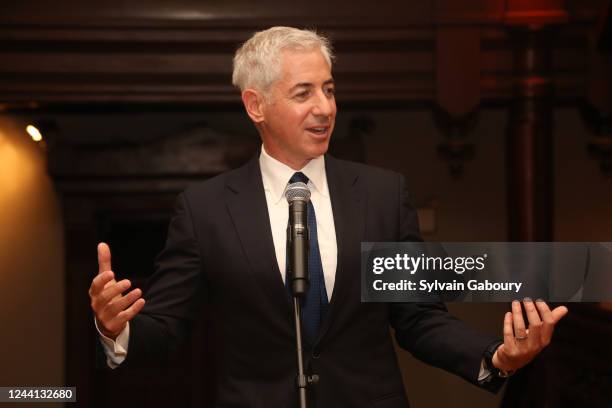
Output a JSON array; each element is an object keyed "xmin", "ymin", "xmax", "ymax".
[{"xmin": 289, "ymin": 172, "xmax": 309, "ymax": 185}]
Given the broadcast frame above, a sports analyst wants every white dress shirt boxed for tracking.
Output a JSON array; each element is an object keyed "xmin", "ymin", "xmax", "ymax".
[{"xmin": 259, "ymin": 145, "xmax": 337, "ymax": 299}]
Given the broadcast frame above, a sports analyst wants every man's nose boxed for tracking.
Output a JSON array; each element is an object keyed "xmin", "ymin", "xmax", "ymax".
[{"xmin": 312, "ymin": 90, "xmax": 334, "ymax": 117}]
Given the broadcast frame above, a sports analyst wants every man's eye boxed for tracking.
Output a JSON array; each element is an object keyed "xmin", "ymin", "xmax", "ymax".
[
  {"xmin": 325, "ymin": 87, "xmax": 336, "ymax": 96},
  {"xmin": 294, "ymin": 91, "xmax": 309, "ymax": 99}
]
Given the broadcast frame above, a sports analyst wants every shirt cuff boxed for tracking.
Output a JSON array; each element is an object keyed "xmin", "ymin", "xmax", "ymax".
[
  {"xmin": 94, "ymin": 319, "xmax": 130, "ymax": 369},
  {"xmin": 478, "ymin": 358, "xmax": 493, "ymax": 382}
]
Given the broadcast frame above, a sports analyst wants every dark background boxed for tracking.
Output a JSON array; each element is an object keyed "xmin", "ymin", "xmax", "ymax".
[{"xmin": 0, "ymin": 0, "xmax": 611, "ymax": 407}]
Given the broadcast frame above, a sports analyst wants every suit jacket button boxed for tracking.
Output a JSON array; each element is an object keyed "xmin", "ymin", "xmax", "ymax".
[{"xmin": 312, "ymin": 349, "xmax": 320, "ymax": 359}]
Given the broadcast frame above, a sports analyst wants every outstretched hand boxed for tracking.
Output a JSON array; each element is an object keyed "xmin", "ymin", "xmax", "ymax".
[
  {"xmin": 492, "ymin": 299, "xmax": 568, "ymax": 373},
  {"xmin": 89, "ymin": 242, "xmax": 145, "ymax": 340}
]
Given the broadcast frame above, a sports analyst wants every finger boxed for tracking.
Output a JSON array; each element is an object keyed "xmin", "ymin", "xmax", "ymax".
[
  {"xmin": 96, "ymin": 279, "xmax": 131, "ymax": 309},
  {"xmin": 535, "ymin": 299, "xmax": 555, "ymax": 343},
  {"xmin": 503, "ymin": 311, "xmax": 514, "ymax": 346},
  {"xmin": 523, "ymin": 298, "xmax": 542, "ymax": 348},
  {"xmin": 512, "ymin": 300, "xmax": 527, "ymax": 339},
  {"xmin": 90, "ymin": 270, "xmax": 115, "ymax": 297},
  {"xmin": 97, "ymin": 242, "xmax": 112, "ymax": 275},
  {"xmin": 103, "ymin": 277, "xmax": 118, "ymax": 291},
  {"xmin": 116, "ymin": 298, "xmax": 146, "ymax": 325},
  {"xmin": 523, "ymin": 298, "xmax": 542, "ymax": 326},
  {"xmin": 105, "ymin": 288, "xmax": 142, "ymax": 318},
  {"xmin": 551, "ymin": 305, "xmax": 569, "ymax": 323}
]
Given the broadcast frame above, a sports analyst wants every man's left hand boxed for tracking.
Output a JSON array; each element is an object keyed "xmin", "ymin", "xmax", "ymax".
[{"xmin": 492, "ymin": 299, "xmax": 568, "ymax": 373}]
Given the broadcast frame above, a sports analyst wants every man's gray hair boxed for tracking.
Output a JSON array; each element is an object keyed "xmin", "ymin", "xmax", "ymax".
[{"xmin": 232, "ymin": 26, "xmax": 334, "ymax": 93}]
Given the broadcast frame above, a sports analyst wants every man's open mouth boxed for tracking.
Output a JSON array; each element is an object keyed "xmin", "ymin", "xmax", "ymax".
[{"xmin": 305, "ymin": 126, "xmax": 329, "ymax": 135}]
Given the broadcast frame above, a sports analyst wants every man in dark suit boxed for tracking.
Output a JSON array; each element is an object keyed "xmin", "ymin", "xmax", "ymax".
[{"xmin": 89, "ymin": 26, "xmax": 568, "ymax": 407}]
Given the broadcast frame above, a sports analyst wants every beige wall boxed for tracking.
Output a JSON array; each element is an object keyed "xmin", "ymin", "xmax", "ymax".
[{"xmin": 0, "ymin": 118, "xmax": 64, "ymax": 407}]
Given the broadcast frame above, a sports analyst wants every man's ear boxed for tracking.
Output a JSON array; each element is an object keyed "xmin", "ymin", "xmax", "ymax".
[{"xmin": 242, "ymin": 89, "xmax": 266, "ymax": 124}]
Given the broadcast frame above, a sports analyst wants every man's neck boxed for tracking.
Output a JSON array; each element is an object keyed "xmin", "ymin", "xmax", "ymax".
[{"xmin": 262, "ymin": 143, "xmax": 312, "ymax": 171}]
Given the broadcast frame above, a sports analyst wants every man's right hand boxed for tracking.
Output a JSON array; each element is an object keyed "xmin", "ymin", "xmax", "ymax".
[{"xmin": 89, "ymin": 242, "xmax": 146, "ymax": 340}]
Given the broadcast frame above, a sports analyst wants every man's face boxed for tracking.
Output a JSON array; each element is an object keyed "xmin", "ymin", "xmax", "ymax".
[{"xmin": 259, "ymin": 48, "xmax": 336, "ymax": 169}]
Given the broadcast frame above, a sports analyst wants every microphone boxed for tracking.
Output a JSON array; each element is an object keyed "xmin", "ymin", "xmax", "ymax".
[{"xmin": 285, "ymin": 181, "xmax": 311, "ymax": 297}]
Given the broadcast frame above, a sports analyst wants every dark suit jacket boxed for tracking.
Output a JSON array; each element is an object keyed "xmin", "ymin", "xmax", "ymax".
[{"xmin": 123, "ymin": 153, "xmax": 501, "ymax": 407}]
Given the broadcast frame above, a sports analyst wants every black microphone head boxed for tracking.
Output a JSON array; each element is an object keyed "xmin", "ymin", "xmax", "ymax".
[{"xmin": 285, "ymin": 182, "xmax": 311, "ymax": 203}]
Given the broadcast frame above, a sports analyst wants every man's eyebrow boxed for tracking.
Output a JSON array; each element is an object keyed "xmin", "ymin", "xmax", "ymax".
[{"xmin": 289, "ymin": 79, "xmax": 335, "ymax": 92}]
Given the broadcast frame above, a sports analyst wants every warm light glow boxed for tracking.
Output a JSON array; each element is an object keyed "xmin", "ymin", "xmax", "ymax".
[{"xmin": 26, "ymin": 125, "xmax": 43, "ymax": 142}]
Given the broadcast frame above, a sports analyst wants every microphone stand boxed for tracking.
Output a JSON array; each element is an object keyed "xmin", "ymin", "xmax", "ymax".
[
  {"xmin": 287, "ymin": 194, "xmax": 319, "ymax": 408},
  {"xmin": 292, "ymin": 296, "xmax": 318, "ymax": 408}
]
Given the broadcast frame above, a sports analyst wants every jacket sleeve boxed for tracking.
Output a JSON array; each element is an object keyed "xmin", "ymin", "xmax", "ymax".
[{"xmin": 123, "ymin": 191, "xmax": 205, "ymax": 368}]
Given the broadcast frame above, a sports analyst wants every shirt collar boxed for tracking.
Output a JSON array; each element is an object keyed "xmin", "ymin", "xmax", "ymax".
[{"xmin": 259, "ymin": 144, "xmax": 328, "ymax": 204}]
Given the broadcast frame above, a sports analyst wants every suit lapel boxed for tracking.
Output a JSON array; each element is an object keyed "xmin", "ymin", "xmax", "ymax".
[
  {"xmin": 225, "ymin": 155, "xmax": 293, "ymax": 327},
  {"xmin": 316, "ymin": 155, "xmax": 366, "ymax": 344}
]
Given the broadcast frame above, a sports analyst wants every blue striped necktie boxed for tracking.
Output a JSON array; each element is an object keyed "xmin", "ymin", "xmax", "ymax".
[{"xmin": 287, "ymin": 172, "xmax": 329, "ymax": 344}]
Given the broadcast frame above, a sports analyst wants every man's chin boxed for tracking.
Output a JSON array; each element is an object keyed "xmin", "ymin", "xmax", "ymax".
[{"xmin": 306, "ymin": 140, "xmax": 330, "ymax": 158}]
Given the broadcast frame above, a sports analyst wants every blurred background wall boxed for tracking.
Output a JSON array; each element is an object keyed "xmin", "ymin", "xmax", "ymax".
[
  {"xmin": 0, "ymin": 118, "xmax": 64, "ymax": 408},
  {"xmin": 0, "ymin": 0, "xmax": 611, "ymax": 407}
]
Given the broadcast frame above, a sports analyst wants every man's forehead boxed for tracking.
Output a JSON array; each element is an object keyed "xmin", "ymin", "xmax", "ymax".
[{"xmin": 277, "ymin": 48, "xmax": 332, "ymax": 86}]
